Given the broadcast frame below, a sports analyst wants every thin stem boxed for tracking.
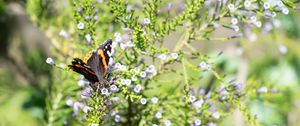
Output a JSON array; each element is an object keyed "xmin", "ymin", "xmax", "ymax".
[{"xmin": 127, "ymin": 96, "xmax": 132, "ymax": 125}]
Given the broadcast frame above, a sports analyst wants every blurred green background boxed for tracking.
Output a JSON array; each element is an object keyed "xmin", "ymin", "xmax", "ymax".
[{"xmin": 1, "ymin": 0, "xmax": 300, "ymax": 126}]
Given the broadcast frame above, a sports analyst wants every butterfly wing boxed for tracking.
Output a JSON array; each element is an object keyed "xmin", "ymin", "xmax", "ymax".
[
  {"xmin": 69, "ymin": 39, "xmax": 112, "ymax": 83},
  {"xmin": 68, "ymin": 58, "xmax": 99, "ymax": 83},
  {"xmin": 86, "ymin": 52, "xmax": 105, "ymax": 81},
  {"xmin": 100, "ymin": 39, "xmax": 112, "ymax": 65},
  {"xmin": 86, "ymin": 39, "xmax": 112, "ymax": 81}
]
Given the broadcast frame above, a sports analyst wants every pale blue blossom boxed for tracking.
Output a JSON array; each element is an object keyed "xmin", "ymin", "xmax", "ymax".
[
  {"xmin": 140, "ymin": 98, "xmax": 147, "ymax": 104},
  {"xmin": 155, "ymin": 112, "xmax": 162, "ymax": 119},
  {"xmin": 46, "ymin": 57, "xmax": 55, "ymax": 65},
  {"xmin": 151, "ymin": 97, "xmax": 158, "ymax": 104},
  {"xmin": 77, "ymin": 22, "xmax": 85, "ymax": 30}
]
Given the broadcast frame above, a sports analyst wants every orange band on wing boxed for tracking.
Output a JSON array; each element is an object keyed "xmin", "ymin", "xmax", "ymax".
[
  {"xmin": 74, "ymin": 64, "xmax": 96, "ymax": 76},
  {"xmin": 83, "ymin": 51, "xmax": 93, "ymax": 64},
  {"xmin": 97, "ymin": 49, "xmax": 108, "ymax": 71}
]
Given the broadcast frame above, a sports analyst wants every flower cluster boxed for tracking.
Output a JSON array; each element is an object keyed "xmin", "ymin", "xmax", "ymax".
[{"xmin": 44, "ymin": 0, "xmax": 296, "ymax": 125}]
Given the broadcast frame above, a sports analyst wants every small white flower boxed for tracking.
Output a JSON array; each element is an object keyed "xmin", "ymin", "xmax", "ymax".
[
  {"xmin": 276, "ymin": 1, "xmax": 284, "ymax": 7},
  {"xmin": 271, "ymin": 12, "xmax": 277, "ymax": 18},
  {"xmin": 133, "ymin": 67, "xmax": 141, "ymax": 73},
  {"xmin": 112, "ymin": 41, "xmax": 118, "ymax": 48},
  {"xmin": 149, "ymin": 65, "xmax": 156, "ymax": 70},
  {"xmin": 206, "ymin": 122, "xmax": 216, "ymax": 126},
  {"xmin": 244, "ymin": 0, "xmax": 251, "ymax": 8},
  {"xmin": 146, "ymin": 65, "xmax": 157, "ymax": 77},
  {"xmin": 83, "ymin": 106, "xmax": 91, "ymax": 113},
  {"xmin": 232, "ymin": 25, "xmax": 239, "ymax": 32},
  {"xmin": 131, "ymin": 76, "xmax": 138, "ymax": 81},
  {"xmin": 231, "ymin": 18, "xmax": 238, "ymax": 25},
  {"xmin": 157, "ymin": 53, "xmax": 167, "ymax": 60},
  {"xmin": 192, "ymin": 98, "xmax": 204, "ymax": 108},
  {"xmin": 85, "ymin": 34, "xmax": 92, "ymax": 43},
  {"xmin": 257, "ymin": 86, "xmax": 268, "ymax": 93},
  {"xmin": 206, "ymin": 65, "xmax": 211, "ymax": 71},
  {"xmin": 212, "ymin": 112, "xmax": 220, "ymax": 119},
  {"xmin": 110, "ymin": 85, "xmax": 119, "ymax": 92},
  {"xmin": 146, "ymin": 65, "xmax": 156, "ymax": 73},
  {"xmin": 282, "ymin": 8, "xmax": 289, "ymax": 15},
  {"xmin": 189, "ymin": 96, "xmax": 196, "ymax": 102},
  {"xmin": 101, "ymin": 88, "xmax": 109, "ymax": 95},
  {"xmin": 120, "ymin": 65, "xmax": 127, "ymax": 71},
  {"xmin": 140, "ymin": 98, "xmax": 147, "ymax": 104},
  {"xmin": 164, "ymin": 120, "xmax": 171, "ymax": 126},
  {"xmin": 125, "ymin": 15, "xmax": 131, "ymax": 19},
  {"xmin": 114, "ymin": 32, "xmax": 121, "ymax": 37},
  {"xmin": 66, "ymin": 99, "xmax": 73, "ymax": 106},
  {"xmin": 114, "ymin": 62, "xmax": 121, "ymax": 69},
  {"xmin": 125, "ymin": 79, "xmax": 131, "ymax": 86},
  {"xmin": 46, "ymin": 57, "xmax": 55, "ymax": 65},
  {"xmin": 219, "ymin": 90, "xmax": 229, "ymax": 95},
  {"xmin": 81, "ymin": 88, "xmax": 92, "ymax": 99},
  {"xmin": 134, "ymin": 84, "xmax": 142, "ymax": 93},
  {"xmin": 114, "ymin": 115, "xmax": 121, "ymax": 122},
  {"xmin": 250, "ymin": 16, "xmax": 257, "ymax": 22},
  {"xmin": 111, "ymin": 97, "xmax": 120, "ymax": 101},
  {"xmin": 77, "ymin": 22, "xmax": 85, "ymax": 30},
  {"xmin": 111, "ymin": 111, "xmax": 116, "ymax": 116},
  {"xmin": 263, "ymin": 2, "xmax": 270, "ymax": 9},
  {"xmin": 140, "ymin": 71, "xmax": 147, "ymax": 78},
  {"xmin": 152, "ymin": 124, "xmax": 158, "ymax": 126},
  {"xmin": 115, "ymin": 35, "xmax": 122, "ymax": 43},
  {"xmin": 126, "ymin": 41, "xmax": 135, "ymax": 47},
  {"xmin": 73, "ymin": 102, "xmax": 84, "ymax": 112},
  {"xmin": 94, "ymin": 15, "xmax": 99, "ymax": 20},
  {"xmin": 85, "ymin": 16, "xmax": 91, "ymax": 21},
  {"xmin": 120, "ymin": 42, "xmax": 126, "ymax": 50},
  {"xmin": 199, "ymin": 61, "xmax": 211, "ymax": 71},
  {"xmin": 143, "ymin": 18, "xmax": 151, "ymax": 25},
  {"xmin": 90, "ymin": 123, "xmax": 99, "ymax": 126},
  {"xmin": 254, "ymin": 21, "xmax": 262, "ymax": 28},
  {"xmin": 120, "ymin": 79, "xmax": 126, "ymax": 85},
  {"xmin": 278, "ymin": 44, "xmax": 288, "ymax": 54},
  {"xmin": 194, "ymin": 119, "xmax": 201, "ymax": 126},
  {"xmin": 59, "ymin": 30, "xmax": 69, "ymax": 38},
  {"xmin": 227, "ymin": 4, "xmax": 235, "ymax": 11},
  {"xmin": 170, "ymin": 53, "xmax": 178, "ymax": 59},
  {"xmin": 195, "ymin": 119, "xmax": 201, "ymax": 126},
  {"xmin": 151, "ymin": 97, "xmax": 158, "ymax": 104},
  {"xmin": 198, "ymin": 61, "xmax": 207, "ymax": 69},
  {"xmin": 155, "ymin": 112, "xmax": 162, "ymax": 119}
]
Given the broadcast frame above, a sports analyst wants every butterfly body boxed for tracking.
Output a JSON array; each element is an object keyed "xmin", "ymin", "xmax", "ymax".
[{"xmin": 68, "ymin": 39, "xmax": 112, "ymax": 83}]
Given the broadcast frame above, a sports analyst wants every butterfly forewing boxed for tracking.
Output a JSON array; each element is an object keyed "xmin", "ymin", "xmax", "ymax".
[
  {"xmin": 68, "ymin": 58, "xmax": 99, "ymax": 83},
  {"xmin": 86, "ymin": 52, "xmax": 105, "ymax": 81}
]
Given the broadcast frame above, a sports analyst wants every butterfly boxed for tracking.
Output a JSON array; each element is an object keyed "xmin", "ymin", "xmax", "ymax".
[{"xmin": 68, "ymin": 39, "xmax": 112, "ymax": 84}]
